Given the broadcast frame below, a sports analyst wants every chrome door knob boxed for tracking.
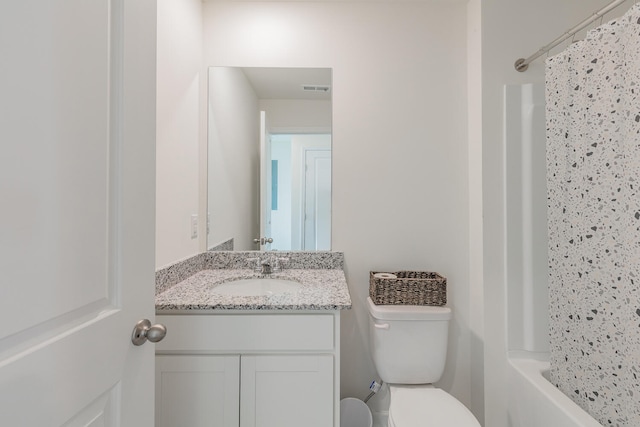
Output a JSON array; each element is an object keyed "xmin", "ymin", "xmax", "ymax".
[
  {"xmin": 253, "ymin": 237, "xmax": 273, "ymax": 244},
  {"xmin": 131, "ymin": 319, "xmax": 167, "ymax": 346}
]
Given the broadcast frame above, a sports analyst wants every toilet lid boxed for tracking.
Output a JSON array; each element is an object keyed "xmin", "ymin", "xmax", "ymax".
[{"xmin": 388, "ymin": 385, "xmax": 480, "ymax": 427}]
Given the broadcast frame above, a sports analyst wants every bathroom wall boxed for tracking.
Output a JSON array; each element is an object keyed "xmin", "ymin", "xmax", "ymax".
[
  {"xmin": 466, "ymin": 1, "xmax": 484, "ymax": 421},
  {"xmin": 156, "ymin": 1, "xmax": 636, "ymax": 425},
  {"xmin": 156, "ymin": 0, "xmax": 204, "ymax": 269},
  {"xmin": 202, "ymin": 0, "xmax": 476, "ymax": 419},
  {"xmin": 480, "ymin": 0, "xmax": 628, "ymax": 426}
]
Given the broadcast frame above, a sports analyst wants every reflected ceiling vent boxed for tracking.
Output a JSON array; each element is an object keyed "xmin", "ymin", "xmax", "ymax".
[{"xmin": 302, "ymin": 85, "xmax": 331, "ymax": 93}]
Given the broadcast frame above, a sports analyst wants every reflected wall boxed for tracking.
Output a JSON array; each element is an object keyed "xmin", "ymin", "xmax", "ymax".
[{"xmin": 207, "ymin": 67, "xmax": 260, "ymax": 251}]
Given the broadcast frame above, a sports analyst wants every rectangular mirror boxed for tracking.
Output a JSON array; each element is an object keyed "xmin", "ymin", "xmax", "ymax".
[{"xmin": 207, "ymin": 67, "xmax": 332, "ymax": 251}]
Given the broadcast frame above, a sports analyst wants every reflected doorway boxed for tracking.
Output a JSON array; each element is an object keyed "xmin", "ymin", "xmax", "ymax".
[{"xmin": 265, "ymin": 133, "xmax": 331, "ymax": 251}]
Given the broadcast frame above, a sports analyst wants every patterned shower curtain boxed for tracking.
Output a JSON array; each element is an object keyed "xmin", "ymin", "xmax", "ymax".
[{"xmin": 545, "ymin": 4, "xmax": 640, "ymax": 426}]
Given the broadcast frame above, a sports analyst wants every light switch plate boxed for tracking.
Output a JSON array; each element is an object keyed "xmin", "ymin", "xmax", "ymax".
[{"xmin": 190, "ymin": 214, "xmax": 198, "ymax": 239}]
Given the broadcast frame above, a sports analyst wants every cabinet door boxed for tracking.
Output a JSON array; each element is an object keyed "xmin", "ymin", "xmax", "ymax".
[
  {"xmin": 240, "ymin": 355, "xmax": 334, "ymax": 427},
  {"xmin": 156, "ymin": 355, "xmax": 240, "ymax": 427}
]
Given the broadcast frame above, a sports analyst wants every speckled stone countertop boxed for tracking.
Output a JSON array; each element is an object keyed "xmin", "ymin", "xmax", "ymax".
[{"xmin": 155, "ymin": 252, "xmax": 351, "ymax": 313}]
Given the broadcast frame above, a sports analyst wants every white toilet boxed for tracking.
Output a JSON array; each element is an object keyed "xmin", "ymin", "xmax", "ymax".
[{"xmin": 367, "ymin": 297, "xmax": 480, "ymax": 427}]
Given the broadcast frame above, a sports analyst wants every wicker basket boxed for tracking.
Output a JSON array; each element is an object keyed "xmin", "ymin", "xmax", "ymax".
[{"xmin": 369, "ymin": 271, "xmax": 447, "ymax": 306}]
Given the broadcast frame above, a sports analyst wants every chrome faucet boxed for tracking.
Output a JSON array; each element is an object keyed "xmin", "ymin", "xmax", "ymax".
[
  {"xmin": 260, "ymin": 259, "xmax": 273, "ymax": 274},
  {"xmin": 246, "ymin": 256, "xmax": 289, "ymax": 274}
]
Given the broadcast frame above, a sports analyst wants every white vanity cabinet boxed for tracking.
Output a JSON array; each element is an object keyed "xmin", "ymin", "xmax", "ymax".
[{"xmin": 154, "ymin": 312, "xmax": 340, "ymax": 427}]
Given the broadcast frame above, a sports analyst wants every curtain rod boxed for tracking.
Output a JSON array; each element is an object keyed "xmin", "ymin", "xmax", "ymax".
[{"xmin": 515, "ymin": 0, "xmax": 630, "ymax": 72}]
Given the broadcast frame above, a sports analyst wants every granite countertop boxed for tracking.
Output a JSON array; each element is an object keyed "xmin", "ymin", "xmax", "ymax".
[{"xmin": 155, "ymin": 268, "xmax": 352, "ymax": 313}]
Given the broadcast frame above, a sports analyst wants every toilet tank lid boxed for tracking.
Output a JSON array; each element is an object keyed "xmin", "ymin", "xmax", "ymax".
[{"xmin": 367, "ymin": 297, "xmax": 451, "ymax": 321}]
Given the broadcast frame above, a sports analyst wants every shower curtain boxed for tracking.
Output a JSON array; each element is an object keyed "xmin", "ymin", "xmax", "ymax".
[{"xmin": 545, "ymin": 4, "xmax": 640, "ymax": 426}]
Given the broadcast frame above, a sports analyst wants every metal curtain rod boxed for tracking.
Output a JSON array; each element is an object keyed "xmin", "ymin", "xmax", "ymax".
[{"xmin": 515, "ymin": 0, "xmax": 629, "ymax": 72}]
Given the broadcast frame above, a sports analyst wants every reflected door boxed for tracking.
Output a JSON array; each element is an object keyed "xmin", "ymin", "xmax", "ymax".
[
  {"xmin": 259, "ymin": 111, "xmax": 273, "ymax": 250},
  {"xmin": 303, "ymin": 149, "xmax": 332, "ymax": 250}
]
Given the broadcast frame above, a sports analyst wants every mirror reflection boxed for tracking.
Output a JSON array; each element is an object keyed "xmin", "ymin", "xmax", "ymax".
[{"xmin": 207, "ymin": 67, "xmax": 332, "ymax": 251}]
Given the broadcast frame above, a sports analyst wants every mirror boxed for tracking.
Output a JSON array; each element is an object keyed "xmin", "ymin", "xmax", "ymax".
[{"xmin": 207, "ymin": 67, "xmax": 332, "ymax": 252}]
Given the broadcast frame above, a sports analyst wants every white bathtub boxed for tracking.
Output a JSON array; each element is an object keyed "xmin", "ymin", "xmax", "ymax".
[
  {"xmin": 504, "ymin": 84, "xmax": 602, "ymax": 427},
  {"xmin": 507, "ymin": 356, "xmax": 602, "ymax": 427}
]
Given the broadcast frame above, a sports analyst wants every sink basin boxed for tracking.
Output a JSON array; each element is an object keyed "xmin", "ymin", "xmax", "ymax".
[{"xmin": 212, "ymin": 278, "xmax": 302, "ymax": 296}]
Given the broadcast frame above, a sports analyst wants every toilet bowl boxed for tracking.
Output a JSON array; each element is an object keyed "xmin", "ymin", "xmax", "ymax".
[
  {"xmin": 387, "ymin": 385, "xmax": 479, "ymax": 426},
  {"xmin": 367, "ymin": 297, "xmax": 480, "ymax": 427}
]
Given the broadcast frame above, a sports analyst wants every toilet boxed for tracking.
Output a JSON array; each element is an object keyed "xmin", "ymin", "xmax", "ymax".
[{"xmin": 367, "ymin": 297, "xmax": 480, "ymax": 426}]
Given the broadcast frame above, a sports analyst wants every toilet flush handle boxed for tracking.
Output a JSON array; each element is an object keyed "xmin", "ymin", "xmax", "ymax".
[{"xmin": 374, "ymin": 323, "xmax": 390, "ymax": 330}]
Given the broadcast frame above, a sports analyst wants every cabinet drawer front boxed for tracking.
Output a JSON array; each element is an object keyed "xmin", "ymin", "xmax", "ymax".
[{"xmin": 156, "ymin": 314, "xmax": 335, "ymax": 352}]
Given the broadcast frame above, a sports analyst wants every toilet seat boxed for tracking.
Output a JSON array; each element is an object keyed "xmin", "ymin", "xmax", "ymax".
[{"xmin": 388, "ymin": 385, "xmax": 480, "ymax": 427}]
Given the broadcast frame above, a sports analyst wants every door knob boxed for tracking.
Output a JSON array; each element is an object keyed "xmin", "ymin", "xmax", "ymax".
[
  {"xmin": 131, "ymin": 319, "xmax": 167, "ymax": 346},
  {"xmin": 253, "ymin": 237, "xmax": 274, "ymax": 245}
]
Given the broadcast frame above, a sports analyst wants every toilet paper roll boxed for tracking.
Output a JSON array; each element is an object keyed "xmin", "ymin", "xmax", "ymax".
[{"xmin": 373, "ymin": 272, "xmax": 397, "ymax": 279}]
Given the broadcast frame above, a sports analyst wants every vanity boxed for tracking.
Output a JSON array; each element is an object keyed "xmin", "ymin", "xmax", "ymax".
[{"xmin": 154, "ymin": 252, "xmax": 351, "ymax": 427}]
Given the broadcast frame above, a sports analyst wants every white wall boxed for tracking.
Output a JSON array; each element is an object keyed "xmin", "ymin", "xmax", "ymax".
[
  {"xmin": 156, "ymin": 0, "xmax": 203, "ymax": 269},
  {"xmin": 207, "ymin": 67, "xmax": 261, "ymax": 251},
  {"xmin": 203, "ymin": 0, "xmax": 474, "ymax": 419},
  {"xmin": 466, "ymin": 0, "xmax": 484, "ymax": 421},
  {"xmin": 480, "ymin": 0, "xmax": 625, "ymax": 425}
]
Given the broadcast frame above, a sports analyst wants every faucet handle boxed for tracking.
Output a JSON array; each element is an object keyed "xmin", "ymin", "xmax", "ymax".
[
  {"xmin": 273, "ymin": 257, "xmax": 289, "ymax": 272},
  {"xmin": 246, "ymin": 257, "xmax": 261, "ymax": 271}
]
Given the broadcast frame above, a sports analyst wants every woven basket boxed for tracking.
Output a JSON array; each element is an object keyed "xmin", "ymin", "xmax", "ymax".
[{"xmin": 369, "ymin": 271, "xmax": 447, "ymax": 306}]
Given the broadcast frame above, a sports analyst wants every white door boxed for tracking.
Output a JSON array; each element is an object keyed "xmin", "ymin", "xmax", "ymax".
[
  {"xmin": 0, "ymin": 1, "xmax": 157, "ymax": 426},
  {"xmin": 303, "ymin": 149, "xmax": 332, "ymax": 250},
  {"xmin": 259, "ymin": 111, "xmax": 272, "ymax": 250}
]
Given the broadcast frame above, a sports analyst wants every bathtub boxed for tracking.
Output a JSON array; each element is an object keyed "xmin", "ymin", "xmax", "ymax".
[
  {"xmin": 507, "ymin": 355, "xmax": 602, "ymax": 427},
  {"xmin": 504, "ymin": 85, "xmax": 602, "ymax": 427}
]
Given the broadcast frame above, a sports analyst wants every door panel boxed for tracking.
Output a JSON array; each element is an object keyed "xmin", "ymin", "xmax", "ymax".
[
  {"xmin": 304, "ymin": 150, "xmax": 332, "ymax": 250},
  {"xmin": 1, "ymin": 0, "xmax": 111, "ymax": 343},
  {"xmin": 156, "ymin": 355, "xmax": 240, "ymax": 427},
  {"xmin": 240, "ymin": 355, "xmax": 334, "ymax": 427},
  {"xmin": 0, "ymin": 1, "xmax": 156, "ymax": 425},
  {"xmin": 62, "ymin": 390, "xmax": 115, "ymax": 427}
]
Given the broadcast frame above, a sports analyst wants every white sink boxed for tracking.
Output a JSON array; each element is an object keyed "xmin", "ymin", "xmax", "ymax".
[{"xmin": 212, "ymin": 278, "xmax": 302, "ymax": 296}]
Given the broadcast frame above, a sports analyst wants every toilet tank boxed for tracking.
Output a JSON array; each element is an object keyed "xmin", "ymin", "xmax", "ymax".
[{"xmin": 367, "ymin": 297, "xmax": 451, "ymax": 384}]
